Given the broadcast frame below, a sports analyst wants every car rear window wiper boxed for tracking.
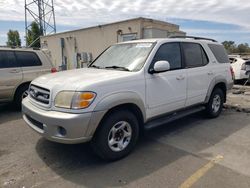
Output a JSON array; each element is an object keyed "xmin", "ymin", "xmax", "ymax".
[{"xmin": 104, "ymin": 66, "xmax": 130, "ymax": 71}]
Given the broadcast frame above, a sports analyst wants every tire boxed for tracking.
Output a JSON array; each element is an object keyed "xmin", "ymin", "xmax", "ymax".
[
  {"xmin": 205, "ymin": 88, "xmax": 224, "ymax": 118},
  {"xmin": 14, "ymin": 84, "xmax": 29, "ymax": 110},
  {"xmin": 91, "ymin": 110, "xmax": 139, "ymax": 161}
]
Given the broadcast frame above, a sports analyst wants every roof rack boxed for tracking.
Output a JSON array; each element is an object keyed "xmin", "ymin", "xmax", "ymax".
[{"xmin": 169, "ymin": 35, "xmax": 217, "ymax": 42}]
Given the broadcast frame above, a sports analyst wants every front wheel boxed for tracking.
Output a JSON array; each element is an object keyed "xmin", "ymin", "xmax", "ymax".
[
  {"xmin": 205, "ymin": 88, "xmax": 224, "ymax": 118},
  {"xmin": 91, "ymin": 110, "xmax": 139, "ymax": 161},
  {"xmin": 14, "ymin": 84, "xmax": 29, "ymax": 110}
]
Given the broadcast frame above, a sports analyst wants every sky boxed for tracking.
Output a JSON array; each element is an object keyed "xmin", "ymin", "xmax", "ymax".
[{"xmin": 0, "ymin": 0, "xmax": 250, "ymax": 46}]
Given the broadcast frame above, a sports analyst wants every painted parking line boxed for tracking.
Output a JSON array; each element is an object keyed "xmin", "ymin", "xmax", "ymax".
[{"xmin": 179, "ymin": 155, "xmax": 224, "ymax": 188}]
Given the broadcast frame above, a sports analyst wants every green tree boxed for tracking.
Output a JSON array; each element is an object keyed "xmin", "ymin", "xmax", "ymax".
[
  {"xmin": 6, "ymin": 30, "xmax": 21, "ymax": 47},
  {"xmin": 237, "ymin": 43, "xmax": 250, "ymax": 54},
  {"xmin": 222, "ymin": 41, "xmax": 237, "ymax": 54},
  {"xmin": 26, "ymin": 21, "xmax": 42, "ymax": 47}
]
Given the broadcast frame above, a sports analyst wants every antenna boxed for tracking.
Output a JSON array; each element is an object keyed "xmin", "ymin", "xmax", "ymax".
[{"xmin": 25, "ymin": 0, "xmax": 56, "ymax": 46}]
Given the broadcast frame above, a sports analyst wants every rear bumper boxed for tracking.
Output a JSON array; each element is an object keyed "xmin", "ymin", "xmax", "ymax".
[{"xmin": 22, "ymin": 98, "xmax": 106, "ymax": 144}]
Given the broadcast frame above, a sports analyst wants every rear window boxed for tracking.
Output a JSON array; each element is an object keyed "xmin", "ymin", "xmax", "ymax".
[
  {"xmin": 182, "ymin": 43, "xmax": 209, "ymax": 68},
  {"xmin": 0, "ymin": 50, "xmax": 19, "ymax": 68},
  {"xmin": 15, "ymin": 51, "xmax": 42, "ymax": 67},
  {"xmin": 208, "ymin": 44, "xmax": 229, "ymax": 63}
]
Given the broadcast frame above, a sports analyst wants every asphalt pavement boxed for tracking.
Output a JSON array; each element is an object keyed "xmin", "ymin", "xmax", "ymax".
[{"xmin": 0, "ymin": 105, "xmax": 250, "ymax": 188}]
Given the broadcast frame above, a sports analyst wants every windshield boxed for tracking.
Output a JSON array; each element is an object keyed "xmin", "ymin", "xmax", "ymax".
[{"xmin": 89, "ymin": 42, "xmax": 154, "ymax": 71}]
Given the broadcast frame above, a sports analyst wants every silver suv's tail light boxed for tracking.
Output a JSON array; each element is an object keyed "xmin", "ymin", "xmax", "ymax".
[{"xmin": 51, "ymin": 67, "xmax": 57, "ymax": 73}]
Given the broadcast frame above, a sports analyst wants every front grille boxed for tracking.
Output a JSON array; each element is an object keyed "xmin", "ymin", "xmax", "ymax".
[
  {"xmin": 29, "ymin": 84, "xmax": 50, "ymax": 105},
  {"xmin": 26, "ymin": 115, "xmax": 44, "ymax": 130}
]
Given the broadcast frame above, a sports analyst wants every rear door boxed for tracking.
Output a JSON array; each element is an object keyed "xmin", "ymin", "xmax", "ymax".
[
  {"xmin": 0, "ymin": 50, "xmax": 22, "ymax": 102},
  {"xmin": 15, "ymin": 51, "xmax": 48, "ymax": 82},
  {"xmin": 182, "ymin": 42, "xmax": 212, "ymax": 106}
]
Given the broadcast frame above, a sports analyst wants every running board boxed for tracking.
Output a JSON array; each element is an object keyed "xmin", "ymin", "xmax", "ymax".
[{"xmin": 144, "ymin": 106, "xmax": 206, "ymax": 130}]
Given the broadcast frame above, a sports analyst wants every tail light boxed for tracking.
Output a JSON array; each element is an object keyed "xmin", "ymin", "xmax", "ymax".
[
  {"xmin": 241, "ymin": 63, "xmax": 246, "ymax": 70},
  {"xmin": 230, "ymin": 66, "xmax": 235, "ymax": 80},
  {"xmin": 51, "ymin": 67, "xmax": 57, "ymax": 73}
]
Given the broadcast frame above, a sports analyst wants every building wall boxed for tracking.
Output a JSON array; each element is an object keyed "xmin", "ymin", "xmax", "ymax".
[{"xmin": 41, "ymin": 18, "xmax": 185, "ymax": 69}]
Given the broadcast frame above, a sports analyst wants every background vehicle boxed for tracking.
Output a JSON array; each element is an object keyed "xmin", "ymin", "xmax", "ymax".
[
  {"xmin": 22, "ymin": 37, "xmax": 234, "ymax": 161},
  {"xmin": 0, "ymin": 48, "xmax": 56, "ymax": 109},
  {"xmin": 229, "ymin": 55, "xmax": 250, "ymax": 82}
]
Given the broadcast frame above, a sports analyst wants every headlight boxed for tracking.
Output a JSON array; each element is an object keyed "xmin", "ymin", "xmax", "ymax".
[{"xmin": 55, "ymin": 91, "xmax": 96, "ymax": 109}]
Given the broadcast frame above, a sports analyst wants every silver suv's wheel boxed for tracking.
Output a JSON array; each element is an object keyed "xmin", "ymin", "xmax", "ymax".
[
  {"xmin": 108, "ymin": 121, "xmax": 132, "ymax": 152},
  {"xmin": 22, "ymin": 90, "xmax": 29, "ymax": 99},
  {"xmin": 92, "ymin": 110, "xmax": 139, "ymax": 161},
  {"xmin": 211, "ymin": 94, "xmax": 221, "ymax": 113},
  {"xmin": 206, "ymin": 88, "xmax": 224, "ymax": 118},
  {"xmin": 14, "ymin": 84, "xmax": 29, "ymax": 110}
]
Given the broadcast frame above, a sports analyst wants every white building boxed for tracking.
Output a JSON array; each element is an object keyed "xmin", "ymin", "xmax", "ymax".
[{"xmin": 40, "ymin": 17, "xmax": 186, "ymax": 70}]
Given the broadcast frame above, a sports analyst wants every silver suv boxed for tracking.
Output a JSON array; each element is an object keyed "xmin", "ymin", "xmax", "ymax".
[
  {"xmin": 22, "ymin": 37, "xmax": 234, "ymax": 161},
  {"xmin": 0, "ymin": 48, "xmax": 55, "ymax": 109}
]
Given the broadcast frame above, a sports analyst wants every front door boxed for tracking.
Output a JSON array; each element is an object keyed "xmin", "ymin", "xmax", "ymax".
[
  {"xmin": 146, "ymin": 42, "xmax": 187, "ymax": 119},
  {"xmin": 0, "ymin": 50, "xmax": 22, "ymax": 102}
]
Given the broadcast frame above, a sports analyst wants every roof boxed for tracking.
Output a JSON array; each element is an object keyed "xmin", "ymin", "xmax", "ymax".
[
  {"xmin": 41, "ymin": 17, "xmax": 180, "ymax": 38},
  {"xmin": 119, "ymin": 37, "xmax": 219, "ymax": 44}
]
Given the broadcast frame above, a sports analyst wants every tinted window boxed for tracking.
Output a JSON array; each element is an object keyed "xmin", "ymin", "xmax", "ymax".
[
  {"xmin": 153, "ymin": 43, "xmax": 182, "ymax": 70},
  {"xmin": 208, "ymin": 44, "xmax": 229, "ymax": 63},
  {"xmin": 0, "ymin": 51, "xmax": 18, "ymax": 68},
  {"xmin": 201, "ymin": 47, "xmax": 209, "ymax": 65},
  {"xmin": 183, "ymin": 43, "xmax": 208, "ymax": 68},
  {"xmin": 15, "ymin": 51, "xmax": 42, "ymax": 67}
]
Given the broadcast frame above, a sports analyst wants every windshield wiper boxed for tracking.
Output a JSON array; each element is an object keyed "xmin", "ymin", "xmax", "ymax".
[
  {"xmin": 89, "ymin": 64, "xmax": 101, "ymax": 69},
  {"xmin": 104, "ymin": 66, "xmax": 130, "ymax": 71}
]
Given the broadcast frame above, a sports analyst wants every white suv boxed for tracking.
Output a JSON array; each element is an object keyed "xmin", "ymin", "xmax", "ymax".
[
  {"xmin": 229, "ymin": 55, "xmax": 250, "ymax": 81},
  {"xmin": 22, "ymin": 37, "xmax": 233, "ymax": 161}
]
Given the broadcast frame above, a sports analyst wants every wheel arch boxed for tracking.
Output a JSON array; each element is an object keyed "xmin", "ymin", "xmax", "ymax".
[
  {"xmin": 13, "ymin": 81, "xmax": 31, "ymax": 101},
  {"xmin": 90, "ymin": 92, "xmax": 146, "ymax": 137},
  {"xmin": 205, "ymin": 78, "xmax": 227, "ymax": 103}
]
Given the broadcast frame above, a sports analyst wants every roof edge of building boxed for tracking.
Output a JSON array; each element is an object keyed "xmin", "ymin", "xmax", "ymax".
[{"xmin": 41, "ymin": 17, "xmax": 180, "ymax": 39}]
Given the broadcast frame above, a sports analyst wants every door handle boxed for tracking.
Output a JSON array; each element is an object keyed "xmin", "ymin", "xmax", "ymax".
[
  {"xmin": 176, "ymin": 75, "xmax": 185, "ymax": 80},
  {"xmin": 9, "ymin": 69, "xmax": 20, "ymax": 73},
  {"xmin": 207, "ymin": 71, "xmax": 214, "ymax": 75}
]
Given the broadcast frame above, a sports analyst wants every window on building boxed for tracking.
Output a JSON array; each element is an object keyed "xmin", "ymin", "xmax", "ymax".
[
  {"xmin": 118, "ymin": 33, "xmax": 137, "ymax": 42},
  {"xmin": 182, "ymin": 43, "xmax": 208, "ymax": 68},
  {"xmin": 15, "ymin": 51, "xmax": 42, "ymax": 67},
  {"xmin": 0, "ymin": 51, "xmax": 18, "ymax": 68},
  {"xmin": 152, "ymin": 42, "xmax": 182, "ymax": 70}
]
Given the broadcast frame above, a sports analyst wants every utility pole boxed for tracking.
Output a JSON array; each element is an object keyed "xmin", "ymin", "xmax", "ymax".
[{"xmin": 25, "ymin": 0, "xmax": 56, "ymax": 46}]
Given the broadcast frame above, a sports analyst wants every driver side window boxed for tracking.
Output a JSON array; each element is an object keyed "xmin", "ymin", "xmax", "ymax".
[{"xmin": 152, "ymin": 42, "xmax": 182, "ymax": 70}]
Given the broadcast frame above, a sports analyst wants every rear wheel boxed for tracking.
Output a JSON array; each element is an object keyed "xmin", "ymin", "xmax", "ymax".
[
  {"xmin": 91, "ymin": 110, "xmax": 139, "ymax": 161},
  {"xmin": 205, "ymin": 88, "xmax": 224, "ymax": 118},
  {"xmin": 14, "ymin": 84, "xmax": 29, "ymax": 110}
]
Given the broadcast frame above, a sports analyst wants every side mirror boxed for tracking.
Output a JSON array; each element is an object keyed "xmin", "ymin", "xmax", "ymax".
[{"xmin": 149, "ymin": 60, "xmax": 170, "ymax": 74}]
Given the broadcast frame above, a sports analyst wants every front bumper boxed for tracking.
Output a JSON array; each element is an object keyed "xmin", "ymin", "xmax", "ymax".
[{"xmin": 22, "ymin": 98, "xmax": 105, "ymax": 144}]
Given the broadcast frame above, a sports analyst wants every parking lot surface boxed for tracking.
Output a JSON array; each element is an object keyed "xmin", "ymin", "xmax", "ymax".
[{"xmin": 1, "ymin": 105, "xmax": 250, "ymax": 188}]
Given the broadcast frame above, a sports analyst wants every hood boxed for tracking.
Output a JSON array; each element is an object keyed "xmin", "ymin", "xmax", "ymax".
[{"xmin": 32, "ymin": 68, "xmax": 136, "ymax": 90}]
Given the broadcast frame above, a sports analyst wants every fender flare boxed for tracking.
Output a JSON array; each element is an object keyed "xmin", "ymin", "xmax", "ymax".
[
  {"xmin": 94, "ymin": 91, "xmax": 146, "ymax": 122},
  {"xmin": 205, "ymin": 76, "xmax": 227, "ymax": 103}
]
